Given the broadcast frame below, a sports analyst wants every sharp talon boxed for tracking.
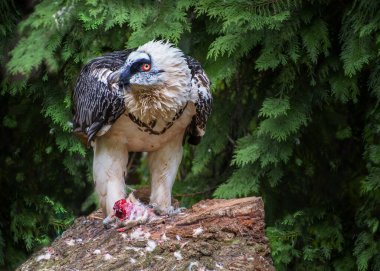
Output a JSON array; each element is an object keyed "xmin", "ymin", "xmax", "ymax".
[
  {"xmin": 148, "ymin": 203, "xmax": 158, "ymax": 209},
  {"xmin": 149, "ymin": 203, "xmax": 164, "ymax": 216},
  {"xmin": 168, "ymin": 207, "xmax": 186, "ymax": 216},
  {"xmin": 152, "ymin": 208, "xmax": 163, "ymax": 216},
  {"xmin": 103, "ymin": 215, "xmax": 116, "ymax": 229},
  {"xmin": 150, "ymin": 205, "xmax": 186, "ymax": 216}
]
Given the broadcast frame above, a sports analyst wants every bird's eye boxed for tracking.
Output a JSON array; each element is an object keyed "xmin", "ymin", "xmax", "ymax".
[{"xmin": 141, "ymin": 63, "xmax": 151, "ymax": 72}]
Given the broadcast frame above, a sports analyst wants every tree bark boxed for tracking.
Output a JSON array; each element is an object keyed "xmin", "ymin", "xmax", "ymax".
[{"xmin": 17, "ymin": 195, "xmax": 274, "ymax": 271}]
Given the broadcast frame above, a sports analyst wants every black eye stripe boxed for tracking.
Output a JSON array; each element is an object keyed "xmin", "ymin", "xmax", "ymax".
[
  {"xmin": 130, "ymin": 58, "xmax": 151, "ymax": 74},
  {"xmin": 130, "ymin": 62, "xmax": 140, "ymax": 73}
]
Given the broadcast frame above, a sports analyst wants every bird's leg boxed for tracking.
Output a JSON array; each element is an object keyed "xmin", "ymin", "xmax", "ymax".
[
  {"xmin": 148, "ymin": 133, "xmax": 184, "ymax": 216},
  {"xmin": 93, "ymin": 135, "xmax": 128, "ymax": 227}
]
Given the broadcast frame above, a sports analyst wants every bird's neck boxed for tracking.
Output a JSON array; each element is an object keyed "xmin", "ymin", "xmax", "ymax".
[{"xmin": 124, "ymin": 86, "xmax": 188, "ymax": 124}]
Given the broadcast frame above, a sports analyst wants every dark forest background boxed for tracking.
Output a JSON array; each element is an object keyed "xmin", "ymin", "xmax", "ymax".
[{"xmin": 1, "ymin": 0, "xmax": 380, "ymax": 270}]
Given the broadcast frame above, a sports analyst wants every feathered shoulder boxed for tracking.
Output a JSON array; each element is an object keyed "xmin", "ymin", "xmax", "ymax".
[
  {"xmin": 72, "ymin": 50, "xmax": 132, "ymax": 144},
  {"xmin": 185, "ymin": 56, "xmax": 212, "ymax": 145}
]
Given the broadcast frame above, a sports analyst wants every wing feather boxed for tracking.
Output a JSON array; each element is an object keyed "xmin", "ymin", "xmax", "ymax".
[
  {"xmin": 185, "ymin": 56, "xmax": 212, "ymax": 145},
  {"xmin": 72, "ymin": 50, "xmax": 132, "ymax": 144}
]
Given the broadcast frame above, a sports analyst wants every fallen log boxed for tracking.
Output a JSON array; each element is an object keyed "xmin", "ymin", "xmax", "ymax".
[{"xmin": 17, "ymin": 195, "xmax": 274, "ymax": 271}]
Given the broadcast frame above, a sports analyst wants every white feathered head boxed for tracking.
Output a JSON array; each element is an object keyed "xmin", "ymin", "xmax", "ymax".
[{"xmin": 110, "ymin": 40, "xmax": 192, "ymax": 122}]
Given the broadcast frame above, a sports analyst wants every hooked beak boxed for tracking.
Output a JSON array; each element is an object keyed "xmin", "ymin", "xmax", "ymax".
[
  {"xmin": 107, "ymin": 64, "xmax": 133, "ymax": 91},
  {"xmin": 107, "ymin": 67, "xmax": 133, "ymax": 93},
  {"xmin": 118, "ymin": 66, "xmax": 132, "ymax": 88}
]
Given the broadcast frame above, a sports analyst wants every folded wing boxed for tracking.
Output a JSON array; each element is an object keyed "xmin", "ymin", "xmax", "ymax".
[
  {"xmin": 185, "ymin": 56, "xmax": 212, "ymax": 145},
  {"xmin": 72, "ymin": 51, "xmax": 132, "ymax": 144}
]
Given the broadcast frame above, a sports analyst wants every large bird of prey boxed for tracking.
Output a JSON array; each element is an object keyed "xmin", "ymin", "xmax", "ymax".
[{"xmin": 72, "ymin": 41, "xmax": 212, "ymax": 223}]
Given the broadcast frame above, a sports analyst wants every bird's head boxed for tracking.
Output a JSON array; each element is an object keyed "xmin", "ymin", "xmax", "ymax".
[
  {"xmin": 117, "ymin": 51, "xmax": 156, "ymax": 89},
  {"xmin": 108, "ymin": 40, "xmax": 192, "ymax": 122},
  {"xmin": 109, "ymin": 40, "xmax": 191, "ymax": 94}
]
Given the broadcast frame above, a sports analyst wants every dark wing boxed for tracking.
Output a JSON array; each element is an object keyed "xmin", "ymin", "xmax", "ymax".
[
  {"xmin": 72, "ymin": 50, "xmax": 132, "ymax": 145},
  {"xmin": 185, "ymin": 56, "xmax": 212, "ymax": 145}
]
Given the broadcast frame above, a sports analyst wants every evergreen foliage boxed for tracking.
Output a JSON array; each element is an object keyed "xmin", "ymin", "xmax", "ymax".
[{"xmin": 1, "ymin": 0, "xmax": 380, "ymax": 269}]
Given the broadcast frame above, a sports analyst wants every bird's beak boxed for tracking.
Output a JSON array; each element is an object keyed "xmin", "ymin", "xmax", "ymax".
[
  {"xmin": 119, "ymin": 65, "xmax": 132, "ymax": 88},
  {"xmin": 107, "ymin": 64, "xmax": 134, "ymax": 93}
]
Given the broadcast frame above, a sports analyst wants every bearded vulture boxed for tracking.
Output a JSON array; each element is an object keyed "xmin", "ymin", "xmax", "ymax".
[{"xmin": 72, "ymin": 41, "xmax": 212, "ymax": 223}]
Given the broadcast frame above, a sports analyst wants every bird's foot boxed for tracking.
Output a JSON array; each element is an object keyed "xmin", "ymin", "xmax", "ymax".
[
  {"xmin": 104, "ymin": 196, "xmax": 153, "ymax": 230},
  {"xmin": 149, "ymin": 203, "xmax": 186, "ymax": 216},
  {"xmin": 102, "ymin": 215, "xmax": 117, "ymax": 229},
  {"xmin": 103, "ymin": 214, "xmax": 145, "ymax": 230}
]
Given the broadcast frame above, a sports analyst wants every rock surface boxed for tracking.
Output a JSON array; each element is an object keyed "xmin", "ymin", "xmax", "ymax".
[{"xmin": 17, "ymin": 196, "xmax": 274, "ymax": 271}]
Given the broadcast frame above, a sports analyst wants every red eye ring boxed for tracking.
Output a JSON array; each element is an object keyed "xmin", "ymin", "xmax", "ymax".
[{"xmin": 142, "ymin": 63, "xmax": 151, "ymax": 72}]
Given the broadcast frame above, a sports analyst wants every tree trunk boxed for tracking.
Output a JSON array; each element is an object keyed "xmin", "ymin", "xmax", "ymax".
[{"xmin": 17, "ymin": 195, "xmax": 274, "ymax": 271}]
